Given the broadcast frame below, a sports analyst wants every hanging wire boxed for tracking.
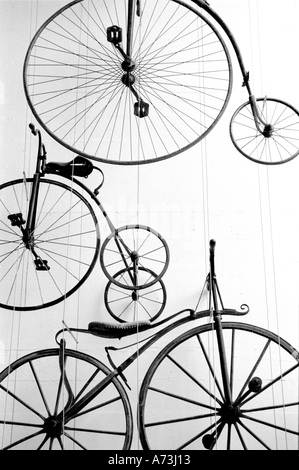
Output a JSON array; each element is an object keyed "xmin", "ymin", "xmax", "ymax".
[
  {"xmin": 135, "ymin": 0, "xmax": 142, "ymax": 449},
  {"xmin": 1, "ymin": 0, "xmax": 40, "ymax": 451},
  {"xmin": 191, "ymin": 2, "xmax": 218, "ymax": 448},
  {"xmin": 250, "ymin": 0, "xmax": 289, "ymax": 449}
]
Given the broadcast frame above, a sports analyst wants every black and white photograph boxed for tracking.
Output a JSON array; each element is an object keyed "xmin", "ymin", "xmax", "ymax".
[{"xmin": 0, "ymin": 0, "xmax": 299, "ymax": 451}]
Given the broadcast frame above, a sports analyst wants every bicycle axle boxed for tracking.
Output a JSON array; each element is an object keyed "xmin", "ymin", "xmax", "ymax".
[
  {"xmin": 262, "ymin": 124, "xmax": 274, "ymax": 138},
  {"xmin": 8, "ymin": 213, "xmax": 50, "ymax": 271}
]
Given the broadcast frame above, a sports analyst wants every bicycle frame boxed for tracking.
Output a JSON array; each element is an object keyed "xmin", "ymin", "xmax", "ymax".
[
  {"xmin": 55, "ymin": 239, "xmax": 249, "ymax": 426},
  {"xmin": 191, "ymin": 0, "xmax": 270, "ymax": 133}
]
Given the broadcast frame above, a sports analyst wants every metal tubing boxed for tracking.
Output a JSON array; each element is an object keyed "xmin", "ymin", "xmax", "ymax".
[{"xmin": 126, "ymin": 0, "xmax": 135, "ymax": 58}]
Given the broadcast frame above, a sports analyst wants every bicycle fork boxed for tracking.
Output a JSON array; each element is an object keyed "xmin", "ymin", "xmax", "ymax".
[{"xmin": 7, "ymin": 125, "xmax": 50, "ymax": 271}]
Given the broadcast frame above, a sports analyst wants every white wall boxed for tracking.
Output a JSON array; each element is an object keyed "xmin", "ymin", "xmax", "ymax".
[{"xmin": 0, "ymin": 0, "xmax": 299, "ymax": 450}]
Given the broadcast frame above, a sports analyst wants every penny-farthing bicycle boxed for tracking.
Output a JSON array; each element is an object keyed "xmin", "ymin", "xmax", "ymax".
[
  {"xmin": 0, "ymin": 240, "xmax": 298, "ymax": 450},
  {"xmin": 23, "ymin": 0, "xmax": 299, "ymax": 165}
]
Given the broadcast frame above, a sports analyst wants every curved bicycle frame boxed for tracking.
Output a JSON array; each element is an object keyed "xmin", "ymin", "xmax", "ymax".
[{"xmin": 191, "ymin": 0, "xmax": 268, "ymax": 131}]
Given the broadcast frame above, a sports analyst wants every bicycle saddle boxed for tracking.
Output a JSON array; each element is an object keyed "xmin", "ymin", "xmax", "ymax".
[
  {"xmin": 88, "ymin": 320, "xmax": 152, "ymax": 339},
  {"xmin": 45, "ymin": 156, "xmax": 93, "ymax": 177}
]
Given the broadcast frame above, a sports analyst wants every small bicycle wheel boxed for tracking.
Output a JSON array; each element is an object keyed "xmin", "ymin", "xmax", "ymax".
[
  {"xmin": 139, "ymin": 322, "xmax": 299, "ymax": 450},
  {"xmin": 0, "ymin": 348, "xmax": 133, "ymax": 450},
  {"xmin": 104, "ymin": 267, "xmax": 167, "ymax": 323},
  {"xmin": 23, "ymin": 0, "xmax": 232, "ymax": 164},
  {"xmin": 230, "ymin": 98, "xmax": 299, "ymax": 164},
  {"xmin": 100, "ymin": 225, "xmax": 169, "ymax": 290},
  {"xmin": 0, "ymin": 178, "xmax": 100, "ymax": 311}
]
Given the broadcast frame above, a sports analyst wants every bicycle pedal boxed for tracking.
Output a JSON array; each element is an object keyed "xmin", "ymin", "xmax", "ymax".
[
  {"xmin": 134, "ymin": 100, "xmax": 149, "ymax": 118},
  {"xmin": 34, "ymin": 259, "xmax": 50, "ymax": 271},
  {"xmin": 8, "ymin": 213, "xmax": 25, "ymax": 227},
  {"xmin": 107, "ymin": 25, "xmax": 122, "ymax": 44}
]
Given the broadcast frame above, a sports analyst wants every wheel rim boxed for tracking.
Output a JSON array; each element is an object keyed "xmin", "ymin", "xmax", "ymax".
[
  {"xmin": 104, "ymin": 267, "xmax": 167, "ymax": 323},
  {"xmin": 0, "ymin": 349, "xmax": 133, "ymax": 450},
  {"xmin": 100, "ymin": 225, "xmax": 170, "ymax": 289},
  {"xmin": 138, "ymin": 322, "xmax": 299, "ymax": 450},
  {"xmin": 0, "ymin": 178, "xmax": 100, "ymax": 311},
  {"xmin": 23, "ymin": 0, "xmax": 232, "ymax": 164},
  {"xmin": 230, "ymin": 98, "xmax": 299, "ymax": 164}
]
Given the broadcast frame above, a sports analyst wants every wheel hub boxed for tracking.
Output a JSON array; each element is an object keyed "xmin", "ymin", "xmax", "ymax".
[
  {"xmin": 219, "ymin": 403, "xmax": 240, "ymax": 424},
  {"xmin": 121, "ymin": 72, "xmax": 136, "ymax": 87},
  {"xmin": 22, "ymin": 231, "xmax": 34, "ymax": 250},
  {"xmin": 122, "ymin": 59, "xmax": 135, "ymax": 73},
  {"xmin": 43, "ymin": 416, "xmax": 63, "ymax": 438},
  {"xmin": 132, "ymin": 290, "xmax": 139, "ymax": 301},
  {"xmin": 130, "ymin": 250, "xmax": 139, "ymax": 263}
]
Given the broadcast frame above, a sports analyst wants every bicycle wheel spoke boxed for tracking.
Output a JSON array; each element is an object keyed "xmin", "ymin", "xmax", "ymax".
[
  {"xmin": 146, "ymin": 387, "xmax": 219, "ymax": 414},
  {"xmin": 243, "ymin": 400, "xmax": 299, "ymax": 413},
  {"xmin": 29, "ymin": 361, "xmax": 51, "ymax": 417},
  {"xmin": 241, "ymin": 362, "xmax": 299, "ymax": 407},
  {"xmin": 0, "ymin": 384, "xmax": 45, "ymax": 421},
  {"xmin": 196, "ymin": 333, "xmax": 225, "ymax": 402},
  {"xmin": 229, "ymin": 329, "xmax": 235, "ymax": 396},
  {"xmin": 166, "ymin": 354, "xmax": 223, "ymax": 406},
  {"xmin": 145, "ymin": 411, "xmax": 218, "ymax": 429},
  {"xmin": 101, "ymin": 225, "xmax": 169, "ymax": 290},
  {"xmin": 66, "ymin": 425, "xmax": 127, "ymax": 436},
  {"xmin": 37, "ymin": 434, "xmax": 52, "ymax": 450},
  {"xmin": 178, "ymin": 420, "xmax": 222, "ymax": 451},
  {"xmin": 104, "ymin": 265, "xmax": 166, "ymax": 322},
  {"xmin": 240, "ymin": 413, "xmax": 299, "ymax": 437},
  {"xmin": 236, "ymin": 339, "xmax": 271, "ymax": 402},
  {"xmin": 74, "ymin": 395, "xmax": 123, "ymax": 420},
  {"xmin": 37, "ymin": 245, "xmax": 90, "ymax": 272},
  {"xmin": 233, "ymin": 422, "xmax": 247, "ymax": 450},
  {"xmin": 62, "ymin": 432, "xmax": 86, "ymax": 450}
]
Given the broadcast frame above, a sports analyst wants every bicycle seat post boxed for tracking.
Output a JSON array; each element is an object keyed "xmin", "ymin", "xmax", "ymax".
[{"xmin": 24, "ymin": 124, "xmax": 46, "ymax": 246}]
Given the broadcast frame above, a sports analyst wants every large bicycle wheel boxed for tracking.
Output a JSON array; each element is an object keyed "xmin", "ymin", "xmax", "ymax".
[
  {"xmin": 100, "ymin": 225, "xmax": 170, "ymax": 290},
  {"xmin": 0, "ymin": 348, "xmax": 133, "ymax": 450},
  {"xmin": 230, "ymin": 98, "xmax": 299, "ymax": 164},
  {"xmin": 104, "ymin": 267, "xmax": 167, "ymax": 323},
  {"xmin": 139, "ymin": 322, "xmax": 299, "ymax": 450},
  {"xmin": 0, "ymin": 178, "xmax": 100, "ymax": 311},
  {"xmin": 23, "ymin": 0, "xmax": 232, "ymax": 165}
]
